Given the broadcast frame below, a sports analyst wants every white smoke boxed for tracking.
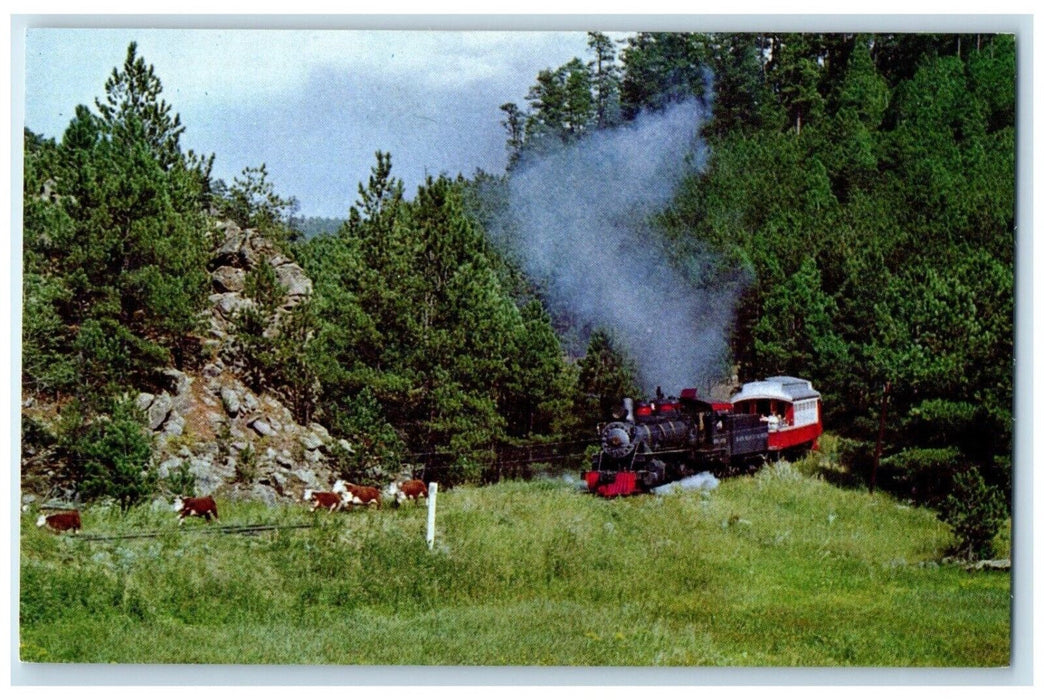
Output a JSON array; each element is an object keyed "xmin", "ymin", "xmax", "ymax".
[
  {"xmin": 651, "ymin": 471, "xmax": 720, "ymax": 495},
  {"xmin": 500, "ymin": 99, "xmax": 742, "ymax": 394}
]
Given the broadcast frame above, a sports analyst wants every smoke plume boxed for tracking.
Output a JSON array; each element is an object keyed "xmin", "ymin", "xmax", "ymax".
[
  {"xmin": 500, "ymin": 98, "xmax": 743, "ymax": 395},
  {"xmin": 651, "ymin": 471, "xmax": 720, "ymax": 495}
]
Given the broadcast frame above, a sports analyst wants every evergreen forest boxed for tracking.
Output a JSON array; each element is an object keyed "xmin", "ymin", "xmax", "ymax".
[{"xmin": 22, "ymin": 33, "xmax": 1015, "ymax": 559}]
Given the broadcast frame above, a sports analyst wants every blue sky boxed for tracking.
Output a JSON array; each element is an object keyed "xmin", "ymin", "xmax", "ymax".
[{"xmin": 24, "ymin": 28, "xmax": 621, "ymax": 217}]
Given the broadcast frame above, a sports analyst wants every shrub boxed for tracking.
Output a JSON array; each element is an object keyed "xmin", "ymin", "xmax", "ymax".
[
  {"xmin": 73, "ymin": 398, "xmax": 156, "ymax": 511},
  {"xmin": 829, "ymin": 436, "xmax": 877, "ymax": 489},
  {"xmin": 886, "ymin": 446, "xmax": 963, "ymax": 507},
  {"xmin": 328, "ymin": 387, "xmax": 403, "ymax": 485},
  {"xmin": 937, "ymin": 466, "xmax": 1008, "ymax": 561},
  {"xmin": 213, "ymin": 164, "xmax": 299, "ymax": 243},
  {"xmin": 164, "ymin": 459, "xmax": 196, "ymax": 496},
  {"xmin": 235, "ymin": 444, "xmax": 259, "ymax": 483}
]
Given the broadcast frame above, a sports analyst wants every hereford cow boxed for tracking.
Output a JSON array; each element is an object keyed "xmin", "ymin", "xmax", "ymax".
[
  {"xmin": 172, "ymin": 495, "xmax": 219, "ymax": 523},
  {"xmin": 36, "ymin": 510, "xmax": 82, "ymax": 534},
  {"xmin": 303, "ymin": 489, "xmax": 343, "ymax": 513},
  {"xmin": 333, "ymin": 480, "xmax": 382, "ymax": 508},
  {"xmin": 393, "ymin": 479, "xmax": 428, "ymax": 505}
]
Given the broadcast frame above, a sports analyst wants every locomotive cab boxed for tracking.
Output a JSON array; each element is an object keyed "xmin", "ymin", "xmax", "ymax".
[{"xmin": 679, "ymin": 388, "xmax": 731, "ymax": 455}]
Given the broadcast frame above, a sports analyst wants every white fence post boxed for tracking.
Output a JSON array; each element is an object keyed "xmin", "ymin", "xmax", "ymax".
[{"xmin": 426, "ymin": 482, "xmax": 438, "ymax": 550}]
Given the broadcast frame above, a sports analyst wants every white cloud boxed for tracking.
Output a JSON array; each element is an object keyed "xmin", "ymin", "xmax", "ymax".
[
  {"xmin": 26, "ymin": 29, "xmax": 599, "ymax": 133},
  {"xmin": 22, "ymin": 27, "xmax": 630, "ymax": 216}
]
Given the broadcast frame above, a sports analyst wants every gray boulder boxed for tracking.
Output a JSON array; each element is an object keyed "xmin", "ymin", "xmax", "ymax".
[
  {"xmin": 274, "ymin": 262, "xmax": 313, "ymax": 297},
  {"xmin": 157, "ymin": 457, "xmax": 184, "ymax": 479},
  {"xmin": 242, "ymin": 393, "xmax": 260, "ymax": 413},
  {"xmin": 213, "ymin": 227, "xmax": 247, "ymax": 267},
  {"xmin": 249, "ymin": 418, "xmax": 275, "ymax": 437},
  {"xmin": 147, "ymin": 394, "xmax": 173, "ymax": 431},
  {"xmin": 308, "ymin": 423, "xmax": 331, "ymax": 442},
  {"xmin": 163, "ymin": 413, "xmax": 186, "ymax": 437},
  {"xmin": 299, "ymin": 431, "xmax": 324, "ymax": 451},
  {"xmin": 292, "ymin": 469, "xmax": 321, "ymax": 490},
  {"xmin": 220, "ymin": 387, "xmax": 241, "ymax": 417},
  {"xmin": 162, "ymin": 368, "xmax": 192, "ymax": 397},
  {"xmin": 136, "ymin": 393, "xmax": 155, "ymax": 411},
  {"xmin": 248, "ymin": 483, "xmax": 280, "ymax": 506},
  {"xmin": 212, "ymin": 266, "xmax": 247, "ymax": 293},
  {"xmin": 190, "ymin": 457, "xmax": 223, "ymax": 495},
  {"xmin": 211, "ymin": 292, "xmax": 254, "ymax": 319}
]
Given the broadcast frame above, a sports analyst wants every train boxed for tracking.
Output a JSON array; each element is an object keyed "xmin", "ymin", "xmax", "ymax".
[{"xmin": 582, "ymin": 376, "xmax": 823, "ymax": 497}]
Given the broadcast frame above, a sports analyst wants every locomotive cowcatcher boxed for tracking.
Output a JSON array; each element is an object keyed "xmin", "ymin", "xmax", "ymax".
[{"xmin": 583, "ymin": 376, "xmax": 822, "ymax": 497}]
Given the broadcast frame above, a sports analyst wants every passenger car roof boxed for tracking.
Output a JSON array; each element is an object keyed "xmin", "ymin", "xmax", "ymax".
[{"xmin": 730, "ymin": 376, "xmax": 821, "ymax": 404}]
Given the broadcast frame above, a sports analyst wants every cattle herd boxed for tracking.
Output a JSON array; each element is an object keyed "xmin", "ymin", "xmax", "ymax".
[
  {"xmin": 305, "ymin": 478, "xmax": 428, "ymax": 513},
  {"xmin": 33, "ymin": 478, "xmax": 430, "ymax": 534}
]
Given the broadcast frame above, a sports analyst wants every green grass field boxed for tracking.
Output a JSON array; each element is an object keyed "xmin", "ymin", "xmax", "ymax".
[{"xmin": 19, "ymin": 455, "xmax": 1010, "ymax": 666}]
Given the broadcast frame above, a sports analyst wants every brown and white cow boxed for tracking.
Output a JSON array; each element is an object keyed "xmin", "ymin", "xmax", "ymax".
[
  {"xmin": 392, "ymin": 479, "xmax": 428, "ymax": 505},
  {"xmin": 36, "ymin": 510, "xmax": 82, "ymax": 534},
  {"xmin": 333, "ymin": 480, "xmax": 382, "ymax": 508},
  {"xmin": 303, "ymin": 489, "xmax": 343, "ymax": 513},
  {"xmin": 172, "ymin": 495, "xmax": 219, "ymax": 523}
]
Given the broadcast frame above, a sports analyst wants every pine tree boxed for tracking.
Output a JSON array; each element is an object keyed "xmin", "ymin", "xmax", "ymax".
[
  {"xmin": 500, "ymin": 102, "xmax": 527, "ymax": 168},
  {"xmin": 574, "ymin": 330, "xmax": 640, "ymax": 425},
  {"xmin": 618, "ymin": 32, "xmax": 712, "ymax": 119},
  {"xmin": 524, "ymin": 58, "xmax": 596, "ymax": 148},
  {"xmin": 299, "ymin": 156, "xmax": 572, "ymax": 485},
  {"xmin": 76, "ymin": 398, "xmax": 156, "ymax": 512},
  {"xmin": 23, "ymin": 43, "xmax": 211, "ymax": 402},
  {"xmin": 24, "ymin": 42, "xmax": 214, "ymax": 504},
  {"xmin": 214, "ymin": 164, "xmax": 300, "ymax": 242},
  {"xmin": 766, "ymin": 33, "xmax": 827, "ymax": 134},
  {"xmin": 587, "ymin": 32, "xmax": 622, "ymax": 129},
  {"xmin": 706, "ymin": 33, "xmax": 777, "ymax": 136},
  {"xmin": 96, "ymin": 41, "xmax": 185, "ymax": 171}
]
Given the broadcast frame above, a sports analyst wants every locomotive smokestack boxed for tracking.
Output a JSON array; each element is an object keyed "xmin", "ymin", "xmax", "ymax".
[{"xmin": 623, "ymin": 398, "xmax": 635, "ymax": 423}]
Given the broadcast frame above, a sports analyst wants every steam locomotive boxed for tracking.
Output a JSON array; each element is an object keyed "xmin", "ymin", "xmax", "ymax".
[{"xmin": 582, "ymin": 376, "xmax": 823, "ymax": 497}]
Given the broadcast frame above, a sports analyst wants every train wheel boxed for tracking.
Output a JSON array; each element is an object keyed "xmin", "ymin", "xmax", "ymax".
[{"xmin": 646, "ymin": 459, "xmax": 668, "ymax": 488}]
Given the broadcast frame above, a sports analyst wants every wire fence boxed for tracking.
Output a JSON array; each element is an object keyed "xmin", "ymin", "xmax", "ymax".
[
  {"xmin": 31, "ymin": 434, "xmax": 601, "ymax": 541},
  {"xmin": 72, "ymin": 522, "xmax": 319, "ymax": 542}
]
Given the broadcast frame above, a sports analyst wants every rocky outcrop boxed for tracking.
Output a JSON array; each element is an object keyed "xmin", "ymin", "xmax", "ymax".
[
  {"xmin": 209, "ymin": 221, "xmax": 312, "ymax": 300},
  {"xmin": 142, "ymin": 221, "xmax": 345, "ymax": 503},
  {"xmin": 19, "ymin": 220, "xmax": 354, "ymax": 508},
  {"xmin": 205, "ymin": 221, "xmax": 313, "ymax": 343}
]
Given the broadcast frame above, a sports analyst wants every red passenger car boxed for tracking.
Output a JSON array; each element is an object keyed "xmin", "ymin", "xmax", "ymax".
[{"xmin": 728, "ymin": 376, "xmax": 822, "ymax": 457}]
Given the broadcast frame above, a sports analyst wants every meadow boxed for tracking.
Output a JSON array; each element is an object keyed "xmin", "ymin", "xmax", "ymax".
[{"xmin": 19, "ymin": 451, "xmax": 1010, "ymax": 666}]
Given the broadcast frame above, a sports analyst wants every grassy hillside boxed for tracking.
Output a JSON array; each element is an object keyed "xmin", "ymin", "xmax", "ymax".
[{"xmin": 19, "ymin": 451, "xmax": 1010, "ymax": 666}]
